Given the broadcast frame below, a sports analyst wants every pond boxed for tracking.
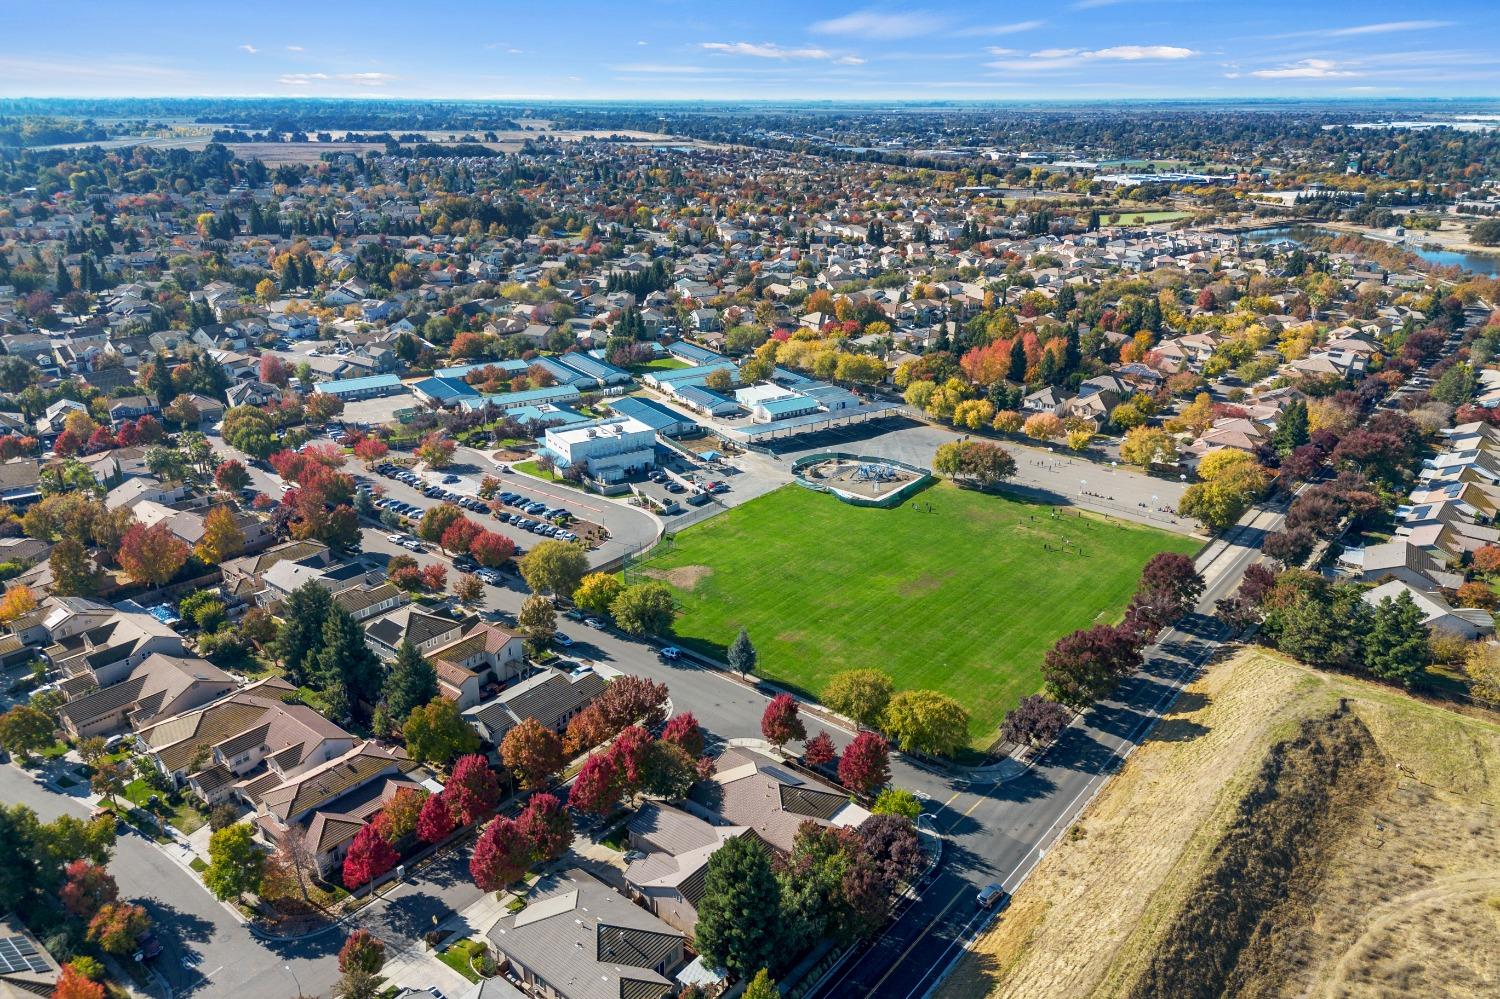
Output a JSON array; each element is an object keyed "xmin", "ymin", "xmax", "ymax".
[{"xmin": 1244, "ymin": 226, "xmax": 1500, "ymax": 277}]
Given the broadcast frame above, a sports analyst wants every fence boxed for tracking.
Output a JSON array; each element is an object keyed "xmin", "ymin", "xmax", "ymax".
[{"xmin": 790, "ymin": 451, "xmax": 934, "ymax": 508}]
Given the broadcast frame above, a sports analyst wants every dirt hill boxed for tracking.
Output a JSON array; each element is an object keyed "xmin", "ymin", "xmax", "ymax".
[{"xmin": 940, "ymin": 648, "xmax": 1500, "ymax": 999}]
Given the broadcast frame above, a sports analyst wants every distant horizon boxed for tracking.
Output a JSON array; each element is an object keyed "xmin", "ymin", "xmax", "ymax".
[
  {"xmin": 5, "ymin": 95, "xmax": 1500, "ymax": 108},
  {"xmin": 5, "ymin": 0, "xmax": 1498, "ymax": 102}
]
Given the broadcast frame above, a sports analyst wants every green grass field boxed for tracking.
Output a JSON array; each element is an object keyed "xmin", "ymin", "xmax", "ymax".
[
  {"xmin": 630, "ymin": 357, "xmax": 690, "ymax": 373},
  {"xmin": 1104, "ymin": 210, "xmax": 1192, "ymax": 225},
  {"xmin": 640, "ymin": 483, "xmax": 1198, "ymax": 749}
]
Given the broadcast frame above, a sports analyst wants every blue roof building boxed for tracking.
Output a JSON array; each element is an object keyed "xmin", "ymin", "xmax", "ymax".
[
  {"xmin": 312, "ymin": 373, "xmax": 404, "ymax": 400},
  {"xmin": 410, "ymin": 376, "xmax": 480, "ymax": 407}
]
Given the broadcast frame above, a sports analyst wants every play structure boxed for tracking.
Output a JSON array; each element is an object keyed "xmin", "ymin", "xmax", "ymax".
[{"xmin": 791, "ymin": 452, "xmax": 933, "ymax": 507}]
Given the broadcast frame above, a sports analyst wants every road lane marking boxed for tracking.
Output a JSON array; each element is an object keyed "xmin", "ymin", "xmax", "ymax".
[{"xmin": 866, "ymin": 884, "xmax": 971, "ymax": 995}]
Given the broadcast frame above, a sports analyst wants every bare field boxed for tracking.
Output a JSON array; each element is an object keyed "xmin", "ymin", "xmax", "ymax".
[{"xmin": 941, "ymin": 648, "xmax": 1500, "ymax": 999}]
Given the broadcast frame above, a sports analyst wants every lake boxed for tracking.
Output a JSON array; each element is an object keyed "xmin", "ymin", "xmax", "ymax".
[{"xmin": 1244, "ymin": 226, "xmax": 1500, "ymax": 278}]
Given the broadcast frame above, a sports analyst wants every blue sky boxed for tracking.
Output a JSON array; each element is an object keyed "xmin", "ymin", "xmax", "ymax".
[{"xmin": 4, "ymin": 1, "xmax": 1498, "ymax": 101}]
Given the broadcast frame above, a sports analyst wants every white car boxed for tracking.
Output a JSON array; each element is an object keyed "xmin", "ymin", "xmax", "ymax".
[
  {"xmin": 386, "ymin": 534, "xmax": 403, "ymax": 544},
  {"xmin": 402, "ymin": 540, "xmax": 424, "ymax": 552},
  {"xmin": 554, "ymin": 633, "xmax": 574, "ymax": 647}
]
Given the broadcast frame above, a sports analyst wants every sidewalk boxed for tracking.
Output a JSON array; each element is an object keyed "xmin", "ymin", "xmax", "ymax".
[{"xmin": 378, "ymin": 886, "xmax": 516, "ymax": 995}]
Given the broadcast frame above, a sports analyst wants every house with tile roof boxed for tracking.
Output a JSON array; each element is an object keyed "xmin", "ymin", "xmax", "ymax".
[
  {"xmin": 622, "ymin": 802, "xmax": 750, "ymax": 935},
  {"xmin": 686, "ymin": 745, "xmax": 870, "ymax": 854},
  {"xmin": 57, "ymin": 653, "xmax": 235, "ymax": 740},
  {"xmin": 254, "ymin": 741, "xmax": 422, "ymax": 874},
  {"xmin": 427, "ymin": 622, "xmax": 526, "ymax": 709},
  {"xmin": 463, "ymin": 664, "xmax": 607, "ymax": 746},
  {"xmin": 484, "ymin": 866, "xmax": 687, "ymax": 999}
]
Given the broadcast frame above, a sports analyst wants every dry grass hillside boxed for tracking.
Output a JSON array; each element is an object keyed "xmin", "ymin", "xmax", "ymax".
[{"xmin": 941, "ymin": 648, "xmax": 1500, "ymax": 999}]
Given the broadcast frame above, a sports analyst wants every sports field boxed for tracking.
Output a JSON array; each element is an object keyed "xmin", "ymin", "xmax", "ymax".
[{"xmin": 636, "ymin": 482, "xmax": 1198, "ymax": 749}]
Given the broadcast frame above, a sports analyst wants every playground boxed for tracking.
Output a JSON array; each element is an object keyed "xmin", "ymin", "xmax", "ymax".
[
  {"xmin": 791, "ymin": 452, "xmax": 932, "ymax": 506},
  {"xmin": 634, "ymin": 482, "xmax": 1198, "ymax": 750}
]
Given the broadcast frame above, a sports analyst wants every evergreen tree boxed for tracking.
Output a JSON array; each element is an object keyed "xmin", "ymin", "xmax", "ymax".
[
  {"xmin": 149, "ymin": 354, "xmax": 176, "ymax": 405},
  {"xmin": 381, "ymin": 641, "xmax": 438, "ymax": 725},
  {"xmin": 301, "ymin": 255, "xmax": 318, "ymax": 288},
  {"xmin": 315, "ymin": 608, "xmax": 384, "ymax": 722},
  {"xmin": 694, "ymin": 837, "xmax": 783, "ymax": 979},
  {"xmin": 1271, "ymin": 399, "xmax": 1309, "ymax": 458},
  {"xmin": 727, "ymin": 627, "xmax": 757, "ymax": 678},
  {"xmin": 55, "ymin": 258, "xmax": 73, "ymax": 296},
  {"xmin": 1008, "ymin": 335, "xmax": 1027, "ymax": 383},
  {"xmin": 1366, "ymin": 591, "xmax": 1431, "ymax": 687},
  {"xmin": 277, "ymin": 582, "xmax": 333, "ymax": 686}
]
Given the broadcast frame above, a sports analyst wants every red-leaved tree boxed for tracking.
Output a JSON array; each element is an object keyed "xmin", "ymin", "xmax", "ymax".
[
  {"xmin": 117, "ymin": 521, "xmax": 190, "ymax": 587},
  {"xmin": 417, "ymin": 791, "xmax": 457, "ymax": 843},
  {"xmin": 343, "ymin": 822, "xmax": 400, "ymax": 890},
  {"xmin": 761, "ymin": 693, "xmax": 806, "ymax": 751},
  {"xmin": 470, "ymin": 817, "xmax": 529, "ymax": 890},
  {"xmin": 838, "ymin": 731, "xmax": 891, "ymax": 796},
  {"xmin": 446, "ymin": 754, "xmax": 500, "ymax": 825},
  {"xmin": 60, "ymin": 860, "xmax": 118, "ymax": 921},
  {"xmin": 515, "ymin": 792, "xmax": 572, "ymax": 864},
  {"xmin": 802, "ymin": 731, "xmax": 837, "ymax": 768},
  {"xmin": 338, "ymin": 929, "xmax": 386, "ymax": 974},
  {"xmin": 568, "ymin": 753, "xmax": 620, "ymax": 816},
  {"xmin": 659, "ymin": 712, "xmax": 704, "ymax": 757},
  {"xmin": 596, "ymin": 675, "xmax": 670, "ymax": 732},
  {"xmin": 469, "ymin": 530, "xmax": 517, "ymax": 568}
]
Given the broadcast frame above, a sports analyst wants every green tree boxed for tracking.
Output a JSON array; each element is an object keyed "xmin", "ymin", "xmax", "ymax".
[
  {"xmin": 0, "ymin": 705, "xmax": 54, "ymax": 762},
  {"xmin": 609, "ymin": 581, "xmax": 675, "ymax": 636},
  {"xmin": 402, "ymin": 698, "xmax": 479, "ymax": 766},
  {"xmin": 882, "ymin": 690, "xmax": 970, "ymax": 757},
  {"xmin": 518, "ymin": 540, "xmax": 588, "ymax": 596},
  {"xmin": 821, "ymin": 669, "xmax": 894, "ymax": 729},
  {"xmin": 277, "ymin": 581, "xmax": 333, "ymax": 685},
  {"xmin": 694, "ymin": 836, "xmax": 783, "ymax": 980},
  {"xmin": 49, "ymin": 538, "xmax": 103, "ymax": 597},
  {"xmin": 572, "ymin": 572, "xmax": 623, "ymax": 617},
  {"xmin": 380, "ymin": 642, "xmax": 438, "ymax": 730},
  {"xmin": 1366, "ymin": 590, "xmax": 1432, "ymax": 687},
  {"xmin": 314, "ymin": 608, "xmax": 384, "ymax": 723},
  {"xmin": 517, "ymin": 593, "xmax": 557, "ymax": 650},
  {"xmin": 871, "ymin": 788, "xmax": 922, "ymax": 820},
  {"xmin": 743, "ymin": 969, "xmax": 781, "ymax": 999},
  {"xmin": 203, "ymin": 823, "xmax": 265, "ymax": 901},
  {"xmin": 727, "ymin": 626, "xmax": 757, "ymax": 678},
  {"xmin": 1270, "ymin": 399, "xmax": 1309, "ymax": 457}
]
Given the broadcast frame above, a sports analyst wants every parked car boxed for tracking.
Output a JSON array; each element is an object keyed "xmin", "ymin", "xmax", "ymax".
[
  {"xmin": 386, "ymin": 534, "xmax": 404, "ymax": 544},
  {"xmin": 402, "ymin": 540, "xmax": 424, "ymax": 552},
  {"xmin": 553, "ymin": 633, "xmax": 574, "ymax": 647},
  {"xmin": 659, "ymin": 646, "xmax": 681, "ymax": 661},
  {"xmin": 977, "ymin": 883, "xmax": 1007, "ymax": 909},
  {"xmin": 584, "ymin": 617, "xmax": 606, "ymax": 630}
]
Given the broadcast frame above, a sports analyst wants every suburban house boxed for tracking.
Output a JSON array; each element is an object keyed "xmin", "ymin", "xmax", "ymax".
[
  {"xmin": 462, "ymin": 665, "xmax": 607, "ymax": 746},
  {"xmin": 253, "ymin": 741, "xmax": 424, "ymax": 875},
  {"xmin": 622, "ymin": 801, "xmax": 750, "ymax": 935},
  {"xmin": 483, "ymin": 866, "xmax": 687, "ymax": 999},
  {"xmin": 364, "ymin": 606, "xmax": 469, "ymax": 659},
  {"xmin": 134, "ymin": 678, "xmax": 356, "ymax": 804},
  {"xmin": 427, "ymin": 622, "xmax": 527, "ymax": 709},
  {"xmin": 46, "ymin": 609, "xmax": 188, "ymax": 698},
  {"xmin": 56, "ymin": 653, "xmax": 235, "ymax": 740},
  {"xmin": 686, "ymin": 746, "xmax": 870, "ymax": 854},
  {"xmin": 1361, "ymin": 579, "xmax": 1495, "ymax": 640}
]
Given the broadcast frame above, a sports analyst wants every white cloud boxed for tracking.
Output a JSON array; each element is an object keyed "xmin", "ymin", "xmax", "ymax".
[
  {"xmin": 278, "ymin": 72, "xmax": 329, "ymax": 85},
  {"xmin": 239, "ymin": 44, "xmax": 258, "ymax": 54},
  {"xmin": 836, "ymin": 55, "xmax": 867, "ymax": 65},
  {"xmin": 285, "ymin": 45, "xmax": 304, "ymax": 52},
  {"xmin": 701, "ymin": 42, "xmax": 838, "ymax": 60},
  {"xmin": 1250, "ymin": 58, "xmax": 1358, "ymax": 79},
  {"xmin": 611, "ymin": 63, "xmax": 708, "ymax": 74},
  {"xmin": 811, "ymin": 10, "xmax": 946, "ymax": 39},
  {"xmin": 990, "ymin": 44, "xmax": 1196, "ymax": 71},
  {"xmin": 986, "ymin": 47, "xmax": 1022, "ymax": 57},
  {"xmin": 339, "ymin": 72, "xmax": 396, "ymax": 86},
  {"xmin": 1327, "ymin": 20, "xmax": 1453, "ymax": 37},
  {"xmin": 973, "ymin": 20, "xmax": 1045, "ymax": 36}
]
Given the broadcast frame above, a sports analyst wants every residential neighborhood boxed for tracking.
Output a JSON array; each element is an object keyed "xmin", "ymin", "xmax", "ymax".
[{"xmin": 3, "ymin": 21, "xmax": 1500, "ymax": 999}]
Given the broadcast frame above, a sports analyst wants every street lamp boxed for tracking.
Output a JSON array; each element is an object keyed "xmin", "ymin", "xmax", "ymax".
[{"xmin": 284, "ymin": 964, "xmax": 303, "ymax": 999}]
